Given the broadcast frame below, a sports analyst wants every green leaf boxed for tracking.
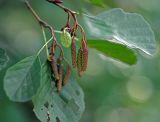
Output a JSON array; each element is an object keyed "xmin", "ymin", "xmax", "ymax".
[
  {"xmin": 4, "ymin": 55, "xmax": 41, "ymax": 102},
  {"xmin": 0, "ymin": 48, "xmax": 9, "ymax": 71},
  {"xmin": 88, "ymin": 40, "xmax": 137, "ymax": 65},
  {"xmin": 33, "ymin": 63, "xmax": 85, "ymax": 122},
  {"xmin": 84, "ymin": 8, "xmax": 157, "ymax": 55}
]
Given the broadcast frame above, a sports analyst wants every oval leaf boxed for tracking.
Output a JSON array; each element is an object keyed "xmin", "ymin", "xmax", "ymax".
[
  {"xmin": 0, "ymin": 48, "xmax": 9, "ymax": 71},
  {"xmin": 61, "ymin": 29, "xmax": 72, "ymax": 48},
  {"xmin": 32, "ymin": 63, "xmax": 85, "ymax": 122},
  {"xmin": 84, "ymin": 8, "xmax": 157, "ymax": 55},
  {"xmin": 88, "ymin": 40, "xmax": 137, "ymax": 65},
  {"xmin": 4, "ymin": 55, "xmax": 41, "ymax": 102}
]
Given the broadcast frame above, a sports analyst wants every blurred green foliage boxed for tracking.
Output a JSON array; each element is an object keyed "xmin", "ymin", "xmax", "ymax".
[{"xmin": 0, "ymin": 0, "xmax": 160, "ymax": 122}]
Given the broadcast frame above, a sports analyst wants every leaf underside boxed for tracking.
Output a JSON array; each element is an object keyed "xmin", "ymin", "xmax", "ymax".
[
  {"xmin": 33, "ymin": 63, "xmax": 85, "ymax": 122},
  {"xmin": 84, "ymin": 8, "xmax": 157, "ymax": 55}
]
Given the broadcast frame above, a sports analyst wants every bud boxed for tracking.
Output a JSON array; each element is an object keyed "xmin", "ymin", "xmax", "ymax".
[
  {"xmin": 63, "ymin": 64, "xmax": 71, "ymax": 85},
  {"xmin": 60, "ymin": 29, "xmax": 72, "ymax": 48},
  {"xmin": 71, "ymin": 38, "xmax": 77, "ymax": 68}
]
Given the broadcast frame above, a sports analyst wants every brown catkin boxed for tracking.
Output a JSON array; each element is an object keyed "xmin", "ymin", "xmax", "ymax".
[
  {"xmin": 77, "ymin": 48, "xmax": 83, "ymax": 77},
  {"xmin": 81, "ymin": 46, "xmax": 88, "ymax": 71},
  {"xmin": 50, "ymin": 56, "xmax": 59, "ymax": 80},
  {"xmin": 71, "ymin": 38, "xmax": 77, "ymax": 68},
  {"xmin": 63, "ymin": 64, "xmax": 71, "ymax": 85},
  {"xmin": 57, "ymin": 64, "xmax": 63, "ymax": 93}
]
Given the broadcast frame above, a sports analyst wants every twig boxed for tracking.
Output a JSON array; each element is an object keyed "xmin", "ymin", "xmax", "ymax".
[
  {"xmin": 46, "ymin": 0, "xmax": 78, "ymax": 35},
  {"xmin": 24, "ymin": 0, "xmax": 58, "ymax": 57},
  {"xmin": 46, "ymin": 0, "xmax": 78, "ymax": 14}
]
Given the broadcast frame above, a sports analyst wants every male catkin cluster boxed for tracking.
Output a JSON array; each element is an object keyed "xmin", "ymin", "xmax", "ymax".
[
  {"xmin": 76, "ymin": 40, "xmax": 88, "ymax": 76},
  {"xmin": 45, "ymin": 0, "xmax": 88, "ymax": 93},
  {"xmin": 71, "ymin": 38, "xmax": 77, "ymax": 68},
  {"xmin": 60, "ymin": 27, "xmax": 88, "ymax": 77},
  {"xmin": 49, "ymin": 54, "xmax": 71, "ymax": 93}
]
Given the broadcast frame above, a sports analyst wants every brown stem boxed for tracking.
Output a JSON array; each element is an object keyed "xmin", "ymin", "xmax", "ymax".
[
  {"xmin": 47, "ymin": 0, "xmax": 77, "ymax": 14},
  {"xmin": 46, "ymin": 0, "xmax": 78, "ymax": 35},
  {"xmin": 77, "ymin": 24, "xmax": 87, "ymax": 48},
  {"xmin": 24, "ymin": 0, "xmax": 57, "ymax": 55},
  {"xmin": 25, "ymin": 0, "xmax": 41, "ymax": 23},
  {"xmin": 65, "ymin": 12, "xmax": 71, "ymax": 29},
  {"xmin": 56, "ymin": 44, "xmax": 65, "ymax": 59},
  {"xmin": 71, "ymin": 14, "xmax": 78, "ymax": 36}
]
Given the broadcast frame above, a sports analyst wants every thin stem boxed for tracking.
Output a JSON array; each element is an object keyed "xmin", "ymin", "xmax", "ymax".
[
  {"xmin": 24, "ymin": 0, "xmax": 42, "ymax": 24},
  {"xmin": 42, "ymin": 27, "xmax": 49, "ymax": 57},
  {"xmin": 46, "ymin": 0, "xmax": 78, "ymax": 33},
  {"xmin": 56, "ymin": 44, "xmax": 65, "ymax": 59},
  {"xmin": 63, "ymin": 11, "xmax": 71, "ymax": 30},
  {"xmin": 71, "ymin": 13, "xmax": 78, "ymax": 33},
  {"xmin": 46, "ymin": 0, "xmax": 78, "ymax": 14},
  {"xmin": 77, "ymin": 24, "xmax": 87, "ymax": 48},
  {"xmin": 55, "ymin": 30, "xmax": 62, "ymax": 34},
  {"xmin": 24, "ymin": 0, "xmax": 57, "ymax": 42},
  {"xmin": 37, "ymin": 37, "xmax": 53, "ymax": 56},
  {"xmin": 56, "ymin": 3, "xmax": 78, "ymax": 35},
  {"xmin": 25, "ymin": 0, "xmax": 58, "ymax": 59},
  {"xmin": 77, "ymin": 24, "xmax": 85, "ymax": 38}
]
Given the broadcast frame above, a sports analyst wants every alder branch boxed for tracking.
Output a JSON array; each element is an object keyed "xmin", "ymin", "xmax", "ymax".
[{"xmin": 24, "ymin": 0, "xmax": 58, "ymax": 58}]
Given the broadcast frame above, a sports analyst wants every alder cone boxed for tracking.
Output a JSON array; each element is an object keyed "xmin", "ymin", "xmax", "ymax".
[
  {"xmin": 63, "ymin": 64, "xmax": 71, "ymax": 85},
  {"xmin": 71, "ymin": 39, "xmax": 77, "ymax": 68}
]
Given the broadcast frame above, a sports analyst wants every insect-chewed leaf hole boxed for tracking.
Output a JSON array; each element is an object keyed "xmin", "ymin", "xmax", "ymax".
[
  {"xmin": 56, "ymin": 116, "xmax": 61, "ymax": 122},
  {"xmin": 51, "ymin": 104, "xmax": 53, "ymax": 108},
  {"xmin": 44, "ymin": 102, "xmax": 49, "ymax": 109}
]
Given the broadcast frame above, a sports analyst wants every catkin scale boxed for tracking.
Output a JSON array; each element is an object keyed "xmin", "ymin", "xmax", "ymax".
[
  {"xmin": 57, "ymin": 64, "xmax": 63, "ymax": 93},
  {"xmin": 71, "ymin": 38, "xmax": 77, "ymax": 68},
  {"xmin": 77, "ymin": 48, "xmax": 83, "ymax": 77},
  {"xmin": 81, "ymin": 46, "xmax": 88, "ymax": 71},
  {"xmin": 63, "ymin": 64, "xmax": 71, "ymax": 85},
  {"xmin": 50, "ymin": 56, "xmax": 59, "ymax": 80}
]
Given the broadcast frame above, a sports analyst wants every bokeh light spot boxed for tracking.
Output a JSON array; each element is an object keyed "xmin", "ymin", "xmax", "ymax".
[{"xmin": 127, "ymin": 76, "xmax": 154, "ymax": 102}]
